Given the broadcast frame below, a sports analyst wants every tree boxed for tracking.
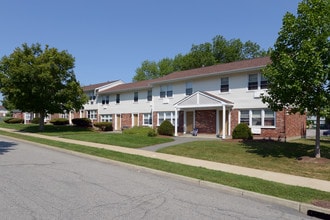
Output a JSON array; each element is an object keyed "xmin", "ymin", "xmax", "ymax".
[
  {"xmin": 133, "ymin": 60, "xmax": 159, "ymax": 82},
  {"xmin": 262, "ymin": 0, "xmax": 330, "ymax": 158},
  {"xmin": 0, "ymin": 43, "xmax": 88, "ymax": 130},
  {"xmin": 133, "ymin": 35, "xmax": 267, "ymax": 81}
]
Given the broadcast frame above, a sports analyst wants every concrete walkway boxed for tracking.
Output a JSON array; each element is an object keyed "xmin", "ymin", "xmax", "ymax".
[{"xmin": 0, "ymin": 128, "xmax": 329, "ymax": 193}]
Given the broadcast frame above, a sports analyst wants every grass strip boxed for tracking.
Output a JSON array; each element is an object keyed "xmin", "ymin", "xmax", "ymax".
[{"xmin": 1, "ymin": 130, "xmax": 329, "ymax": 205}]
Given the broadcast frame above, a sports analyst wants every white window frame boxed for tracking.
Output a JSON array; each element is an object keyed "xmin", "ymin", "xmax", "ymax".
[
  {"xmin": 101, "ymin": 95, "xmax": 109, "ymax": 105},
  {"xmin": 87, "ymin": 110, "xmax": 97, "ymax": 120},
  {"xmin": 220, "ymin": 77, "xmax": 229, "ymax": 93},
  {"xmin": 157, "ymin": 111, "xmax": 176, "ymax": 126},
  {"xmin": 185, "ymin": 82, "xmax": 193, "ymax": 95},
  {"xmin": 143, "ymin": 113, "xmax": 152, "ymax": 126},
  {"xmin": 239, "ymin": 109, "xmax": 275, "ymax": 128},
  {"xmin": 100, "ymin": 114, "xmax": 112, "ymax": 122},
  {"xmin": 248, "ymin": 73, "xmax": 268, "ymax": 91},
  {"xmin": 159, "ymin": 85, "xmax": 173, "ymax": 98}
]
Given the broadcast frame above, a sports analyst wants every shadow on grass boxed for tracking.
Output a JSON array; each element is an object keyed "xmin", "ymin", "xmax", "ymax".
[
  {"xmin": 241, "ymin": 139, "xmax": 330, "ymax": 159},
  {"xmin": 0, "ymin": 140, "xmax": 17, "ymax": 155},
  {"xmin": 19, "ymin": 124, "xmax": 92, "ymax": 134}
]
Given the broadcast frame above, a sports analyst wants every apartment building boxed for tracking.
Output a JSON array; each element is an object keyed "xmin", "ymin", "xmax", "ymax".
[{"xmin": 81, "ymin": 57, "xmax": 306, "ymax": 140}]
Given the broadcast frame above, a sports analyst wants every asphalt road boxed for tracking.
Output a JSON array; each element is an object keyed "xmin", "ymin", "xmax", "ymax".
[{"xmin": 0, "ymin": 136, "xmax": 314, "ymax": 220}]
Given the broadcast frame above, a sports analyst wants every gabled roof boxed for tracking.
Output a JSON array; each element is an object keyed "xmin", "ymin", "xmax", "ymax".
[
  {"xmin": 174, "ymin": 91, "xmax": 233, "ymax": 109},
  {"xmin": 99, "ymin": 57, "xmax": 270, "ymax": 94},
  {"xmin": 82, "ymin": 81, "xmax": 118, "ymax": 91}
]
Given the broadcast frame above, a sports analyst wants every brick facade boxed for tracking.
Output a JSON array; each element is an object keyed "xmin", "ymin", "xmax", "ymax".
[
  {"xmin": 195, "ymin": 110, "xmax": 216, "ymax": 133},
  {"xmin": 231, "ymin": 109, "xmax": 306, "ymax": 140},
  {"xmin": 121, "ymin": 113, "xmax": 131, "ymax": 128}
]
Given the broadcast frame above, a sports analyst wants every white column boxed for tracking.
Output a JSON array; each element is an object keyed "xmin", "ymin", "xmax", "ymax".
[
  {"xmin": 222, "ymin": 105, "xmax": 226, "ymax": 139},
  {"xmin": 174, "ymin": 108, "xmax": 178, "ymax": 136},
  {"xmin": 216, "ymin": 109, "xmax": 219, "ymax": 137},
  {"xmin": 228, "ymin": 109, "xmax": 231, "ymax": 136},
  {"xmin": 69, "ymin": 111, "xmax": 72, "ymax": 125},
  {"xmin": 183, "ymin": 111, "xmax": 187, "ymax": 134}
]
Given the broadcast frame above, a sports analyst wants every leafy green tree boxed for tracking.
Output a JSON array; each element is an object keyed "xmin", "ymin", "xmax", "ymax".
[
  {"xmin": 262, "ymin": 0, "xmax": 330, "ymax": 158},
  {"xmin": 158, "ymin": 58, "xmax": 175, "ymax": 77},
  {"xmin": 133, "ymin": 60, "xmax": 159, "ymax": 82},
  {"xmin": 133, "ymin": 35, "xmax": 267, "ymax": 81},
  {"xmin": 0, "ymin": 43, "xmax": 88, "ymax": 130}
]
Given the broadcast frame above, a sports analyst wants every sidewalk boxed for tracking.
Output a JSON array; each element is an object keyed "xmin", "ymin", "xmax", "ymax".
[{"xmin": 1, "ymin": 127, "xmax": 329, "ymax": 193}]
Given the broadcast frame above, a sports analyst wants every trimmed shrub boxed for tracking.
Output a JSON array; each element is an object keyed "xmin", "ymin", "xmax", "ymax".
[
  {"xmin": 122, "ymin": 126, "xmax": 157, "ymax": 137},
  {"xmin": 94, "ymin": 122, "xmax": 113, "ymax": 131},
  {"xmin": 72, "ymin": 118, "xmax": 92, "ymax": 127},
  {"xmin": 158, "ymin": 120, "xmax": 174, "ymax": 136},
  {"xmin": 31, "ymin": 117, "xmax": 40, "ymax": 124},
  {"xmin": 4, "ymin": 117, "xmax": 24, "ymax": 124},
  {"xmin": 50, "ymin": 118, "xmax": 69, "ymax": 125},
  {"xmin": 232, "ymin": 123, "xmax": 253, "ymax": 140}
]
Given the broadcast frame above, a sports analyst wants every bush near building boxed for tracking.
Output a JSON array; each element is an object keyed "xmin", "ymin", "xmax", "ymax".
[
  {"xmin": 72, "ymin": 118, "xmax": 92, "ymax": 127},
  {"xmin": 232, "ymin": 123, "xmax": 253, "ymax": 140},
  {"xmin": 94, "ymin": 122, "xmax": 113, "ymax": 131},
  {"xmin": 50, "ymin": 118, "xmax": 69, "ymax": 125},
  {"xmin": 158, "ymin": 120, "xmax": 174, "ymax": 136},
  {"xmin": 4, "ymin": 118, "xmax": 24, "ymax": 124}
]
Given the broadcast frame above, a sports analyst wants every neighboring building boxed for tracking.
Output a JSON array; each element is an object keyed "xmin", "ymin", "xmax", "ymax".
[
  {"xmin": 79, "ymin": 80, "xmax": 125, "ymax": 123},
  {"xmin": 84, "ymin": 57, "xmax": 306, "ymax": 140},
  {"xmin": 0, "ymin": 106, "xmax": 8, "ymax": 117}
]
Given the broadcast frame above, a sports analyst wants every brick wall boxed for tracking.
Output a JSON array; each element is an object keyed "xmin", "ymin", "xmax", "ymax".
[
  {"xmin": 121, "ymin": 113, "xmax": 131, "ymax": 128},
  {"xmin": 195, "ymin": 110, "xmax": 216, "ymax": 133},
  {"xmin": 231, "ymin": 109, "xmax": 306, "ymax": 140}
]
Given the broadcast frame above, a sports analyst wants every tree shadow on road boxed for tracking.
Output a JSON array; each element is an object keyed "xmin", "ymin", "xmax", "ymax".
[{"xmin": 0, "ymin": 141, "xmax": 17, "ymax": 155}]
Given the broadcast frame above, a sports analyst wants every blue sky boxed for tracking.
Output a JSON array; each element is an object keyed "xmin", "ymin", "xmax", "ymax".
[{"xmin": 0, "ymin": 0, "xmax": 301, "ymax": 86}]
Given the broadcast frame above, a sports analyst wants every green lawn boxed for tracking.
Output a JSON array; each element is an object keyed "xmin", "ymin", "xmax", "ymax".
[
  {"xmin": 158, "ymin": 139, "xmax": 330, "ymax": 181},
  {"xmin": 0, "ymin": 123, "xmax": 173, "ymax": 148}
]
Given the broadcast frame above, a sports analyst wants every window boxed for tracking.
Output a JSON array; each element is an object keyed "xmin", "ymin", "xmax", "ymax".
[
  {"xmin": 147, "ymin": 90, "xmax": 152, "ymax": 101},
  {"xmin": 220, "ymin": 77, "xmax": 229, "ymax": 92},
  {"xmin": 264, "ymin": 109, "xmax": 275, "ymax": 126},
  {"xmin": 166, "ymin": 85, "xmax": 173, "ymax": 97},
  {"xmin": 134, "ymin": 92, "xmax": 138, "ymax": 102},
  {"xmin": 116, "ymin": 94, "xmax": 120, "ymax": 104},
  {"xmin": 186, "ymin": 82, "xmax": 193, "ymax": 95},
  {"xmin": 143, "ymin": 113, "xmax": 152, "ymax": 125},
  {"xmin": 160, "ymin": 85, "xmax": 173, "ymax": 98},
  {"xmin": 260, "ymin": 74, "xmax": 268, "ymax": 89},
  {"xmin": 101, "ymin": 96, "xmax": 109, "ymax": 105},
  {"xmin": 100, "ymin": 114, "xmax": 112, "ymax": 122},
  {"xmin": 248, "ymin": 74, "xmax": 258, "ymax": 90},
  {"xmin": 160, "ymin": 86, "xmax": 166, "ymax": 98},
  {"xmin": 87, "ymin": 110, "xmax": 97, "ymax": 120},
  {"xmin": 60, "ymin": 112, "xmax": 68, "ymax": 119},
  {"xmin": 157, "ymin": 112, "xmax": 176, "ymax": 125},
  {"xmin": 239, "ymin": 109, "xmax": 275, "ymax": 127},
  {"xmin": 252, "ymin": 110, "xmax": 261, "ymax": 126},
  {"xmin": 240, "ymin": 110, "xmax": 249, "ymax": 125},
  {"xmin": 88, "ymin": 92, "xmax": 96, "ymax": 104}
]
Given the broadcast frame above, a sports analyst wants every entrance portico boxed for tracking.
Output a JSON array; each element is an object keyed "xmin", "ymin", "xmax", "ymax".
[{"xmin": 174, "ymin": 91, "xmax": 233, "ymax": 138}]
